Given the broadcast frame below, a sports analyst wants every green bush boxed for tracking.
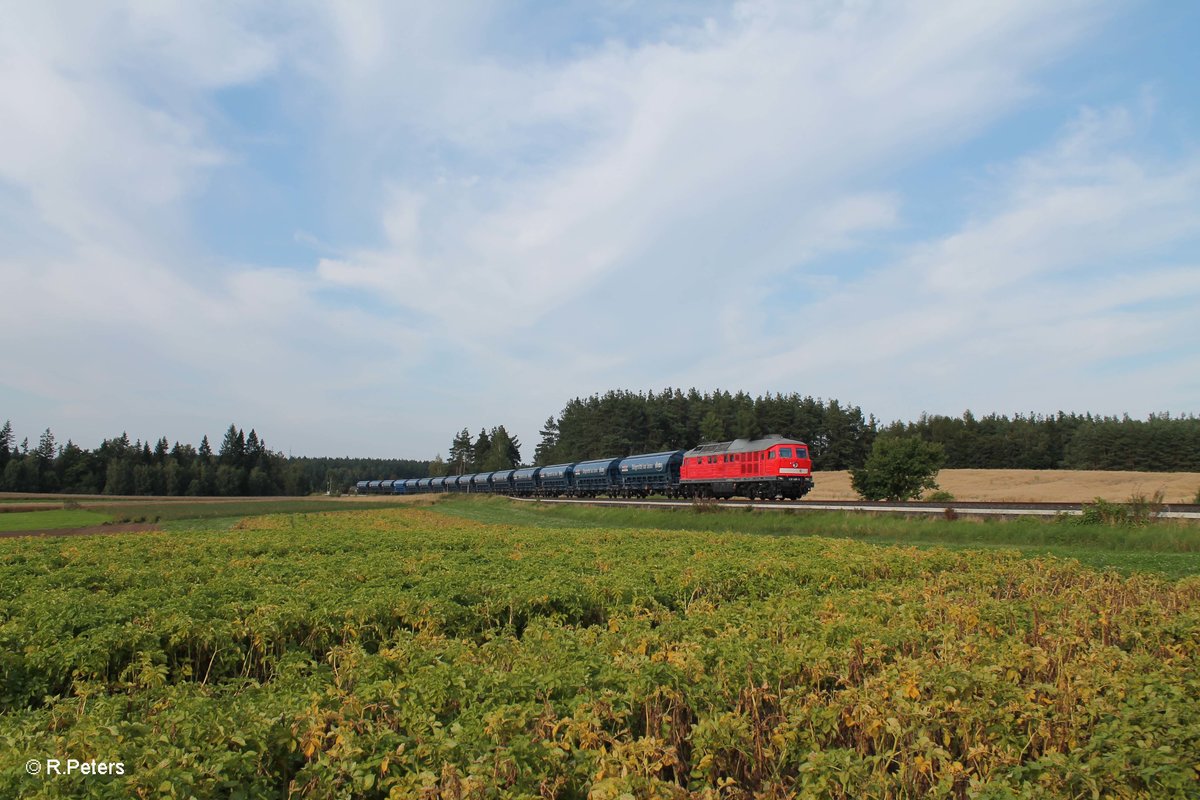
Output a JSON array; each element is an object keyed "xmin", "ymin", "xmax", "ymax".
[
  {"xmin": 924, "ymin": 489, "xmax": 955, "ymax": 503},
  {"xmin": 1079, "ymin": 498, "xmax": 1130, "ymax": 526},
  {"xmin": 851, "ymin": 436, "xmax": 945, "ymax": 501},
  {"xmin": 1078, "ymin": 490, "xmax": 1165, "ymax": 527}
]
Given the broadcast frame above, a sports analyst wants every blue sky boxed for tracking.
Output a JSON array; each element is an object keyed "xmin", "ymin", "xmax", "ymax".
[{"xmin": 1, "ymin": 1, "xmax": 1198, "ymax": 460}]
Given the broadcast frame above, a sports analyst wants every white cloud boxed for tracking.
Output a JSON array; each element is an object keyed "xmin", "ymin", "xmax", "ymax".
[
  {"xmin": 733, "ymin": 104, "xmax": 1200, "ymax": 419},
  {"xmin": 2, "ymin": 0, "xmax": 1195, "ymax": 458},
  {"xmin": 0, "ymin": 4, "xmax": 280, "ymax": 251},
  {"xmin": 312, "ymin": 0, "xmax": 1100, "ymax": 340}
]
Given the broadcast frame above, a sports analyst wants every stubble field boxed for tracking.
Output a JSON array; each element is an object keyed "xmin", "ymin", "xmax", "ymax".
[{"xmin": 808, "ymin": 469, "xmax": 1200, "ymax": 503}]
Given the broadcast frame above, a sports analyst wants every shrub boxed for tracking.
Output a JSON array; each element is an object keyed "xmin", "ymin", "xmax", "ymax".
[
  {"xmin": 850, "ymin": 436, "xmax": 945, "ymax": 501},
  {"xmin": 1078, "ymin": 490, "xmax": 1165, "ymax": 527},
  {"xmin": 924, "ymin": 489, "xmax": 955, "ymax": 503},
  {"xmin": 1126, "ymin": 488, "xmax": 1165, "ymax": 523},
  {"xmin": 1079, "ymin": 498, "xmax": 1130, "ymax": 526}
]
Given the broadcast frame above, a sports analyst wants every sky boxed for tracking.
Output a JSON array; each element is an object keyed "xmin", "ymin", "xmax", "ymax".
[{"xmin": 1, "ymin": 1, "xmax": 1198, "ymax": 460}]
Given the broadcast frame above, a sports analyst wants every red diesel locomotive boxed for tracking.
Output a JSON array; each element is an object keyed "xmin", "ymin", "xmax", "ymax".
[{"xmin": 679, "ymin": 434, "xmax": 813, "ymax": 499}]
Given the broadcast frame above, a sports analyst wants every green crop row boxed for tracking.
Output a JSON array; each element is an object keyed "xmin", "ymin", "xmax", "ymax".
[{"xmin": 1, "ymin": 508, "xmax": 1198, "ymax": 798}]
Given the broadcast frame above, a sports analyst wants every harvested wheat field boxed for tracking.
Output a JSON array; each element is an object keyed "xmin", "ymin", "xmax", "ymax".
[{"xmin": 809, "ymin": 468, "xmax": 1200, "ymax": 503}]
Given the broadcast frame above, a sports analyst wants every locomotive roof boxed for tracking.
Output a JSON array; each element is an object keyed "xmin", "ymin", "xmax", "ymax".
[{"xmin": 684, "ymin": 434, "xmax": 807, "ymax": 456}]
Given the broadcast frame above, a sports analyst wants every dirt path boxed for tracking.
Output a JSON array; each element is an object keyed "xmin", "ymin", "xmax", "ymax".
[{"xmin": 0, "ymin": 523, "xmax": 162, "ymax": 539}]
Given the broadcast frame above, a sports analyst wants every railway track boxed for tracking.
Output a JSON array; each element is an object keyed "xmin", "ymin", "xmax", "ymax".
[{"xmin": 511, "ymin": 496, "xmax": 1200, "ymax": 519}]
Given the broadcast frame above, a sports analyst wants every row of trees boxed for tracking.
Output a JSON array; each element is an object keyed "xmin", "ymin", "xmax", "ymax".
[
  {"xmin": 429, "ymin": 426, "xmax": 522, "ymax": 476},
  {"xmin": 531, "ymin": 389, "xmax": 875, "ymax": 470},
  {"xmin": 290, "ymin": 457, "xmax": 431, "ymax": 493},
  {"xmin": 0, "ymin": 422, "xmax": 431, "ymax": 496},
  {"xmin": 526, "ymin": 393, "xmax": 1198, "ymax": 473},
  {"xmin": 0, "ymin": 422, "xmax": 297, "ymax": 496},
  {"xmin": 882, "ymin": 411, "xmax": 1200, "ymax": 472},
  {"xmin": 4, "ymin": 400, "xmax": 1196, "ymax": 497}
]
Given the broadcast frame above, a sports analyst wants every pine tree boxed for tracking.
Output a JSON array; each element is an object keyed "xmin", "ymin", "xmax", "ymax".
[
  {"xmin": 35, "ymin": 428, "xmax": 56, "ymax": 463},
  {"xmin": 0, "ymin": 420, "xmax": 12, "ymax": 470},
  {"xmin": 534, "ymin": 416, "xmax": 559, "ymax": 465},
  {"xmin": 482, "ymin": 426, "xmax": 521, "ymax": 470},
  {"xmin": 448, "ymin": 429, "xmax": 473, "ymax": 475},
  {"xmin": 503, "ymin": 428, "xmax": 522, "ymax": 467},
  {"xmin": 734, "ymin": 407, "xmax": 759, "ymax": 439},
  {"xmin": 699, "ymin": 410, "xmax": 725, "ymax": 443},
  {"xmin": 473, "ymin": 428, "xmax": 491, "ymax": 471},
  {"xmin": 219, "ymin": 424, "xmax": 244, "ymax": 466}
]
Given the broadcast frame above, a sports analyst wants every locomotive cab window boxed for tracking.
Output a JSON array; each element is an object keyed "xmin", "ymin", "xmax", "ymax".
[
  {"xmin": 796, "ymin": 447, "xmax": 808, "ymax": 459},
  {"xmin": 767, "ymin": 451, "xmax": 774, "ymax": 459},
  {"xmin": 779, "ymin": 447, "xmax": 792, "ymax": 458}
]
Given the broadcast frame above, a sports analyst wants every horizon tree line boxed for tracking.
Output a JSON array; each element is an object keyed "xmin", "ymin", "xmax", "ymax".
[
  {"xmin": 3, "ymin": 399, "xmax": 1196, "ymax": 497},
  {"xmin": 0, "ymin": 421, "xmax": 429, "ymax": 496}
]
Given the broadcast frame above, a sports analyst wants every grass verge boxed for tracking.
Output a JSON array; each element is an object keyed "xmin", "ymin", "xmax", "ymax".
[
  {"xmin": 0, "ymin": 510, "xmax": 112, "ymax": 532},
  {"xmin": 431, "ymin": 496, "xmax": 1200, "ymax": 577},
  {"xmin": 87, "ymin": 497, "xmax": 426, "ymax": 523}
]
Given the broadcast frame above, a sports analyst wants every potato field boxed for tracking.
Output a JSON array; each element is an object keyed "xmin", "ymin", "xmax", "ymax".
[{"xmin": 2, "ymin": 507, "xmax": 1199, "ymax": 798}]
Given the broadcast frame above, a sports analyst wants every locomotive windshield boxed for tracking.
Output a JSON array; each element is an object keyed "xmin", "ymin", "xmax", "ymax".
[
  {"xmin": 779, "ymin": 447, "xmax": 792, "ymax": 458},
  {"xmin": 795, "ymin": 447, "xmax": 808, "ymax": 459}
]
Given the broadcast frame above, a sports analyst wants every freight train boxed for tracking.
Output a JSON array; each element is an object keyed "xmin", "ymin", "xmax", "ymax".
[{"xmin": 357, "ymin": 434, "xmax": 814, "ymax": 500}]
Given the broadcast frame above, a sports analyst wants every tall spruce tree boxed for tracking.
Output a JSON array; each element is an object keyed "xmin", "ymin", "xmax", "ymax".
[
  {"xmin": 34, "ymin": 428, "xmax": 56, "ymax": 463},
  {"xmin": 219, "ymin": 424, "xmax": 244, "ymax": 466},
  {"xmin": 699, "ymin": 410, "xmax": 725, "ymax": 443},
  {"xmin": 534, "ymin": 416, "xmax": 559, "ymax": 465},
  {"xmin": 473, "ymin": 429, "xmax": 491, "ymax": 471},
  {"xmin": 448, "ymin": 429, "xmax": 473, "ymax": 475},
  {"xmin": 0, "ymin": 420, "xmax": 12, "ymax": 470},
  {"xmin": 482, "ymin": 426, "xmax": 521, "ymax": 470}
]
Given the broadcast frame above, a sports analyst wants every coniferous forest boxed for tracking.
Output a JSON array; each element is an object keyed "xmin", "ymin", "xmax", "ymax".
[
  {"xmin": 2, "ymin": 390, "xmax": 1197, "ymax": 496},
  {"xmin": 527, "ymin": 390, "xmax": 1199, "ymax": 472},
  {"xmin": 0, "ymin": 422, "xmax": 428, "ymax": 497}
]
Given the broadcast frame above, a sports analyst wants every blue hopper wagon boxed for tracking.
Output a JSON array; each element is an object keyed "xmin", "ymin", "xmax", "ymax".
[
  {"xmin": 619, "ymin": 450, "xmax": 685, "ymax": 497},
  {"xmin": 573, "ymin": 457, "xmax": 621, "ymax": 496},
  {"xmin": 538, "ymin": 463, "xmax": 575, "ymax": 496},
  {"xmin": 512, "ymin": 467, "xmax": 541, "ymax": 497},
  {"xmin": 491, "ymin": 469, "xmax": 515, "ymax": 495}
]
